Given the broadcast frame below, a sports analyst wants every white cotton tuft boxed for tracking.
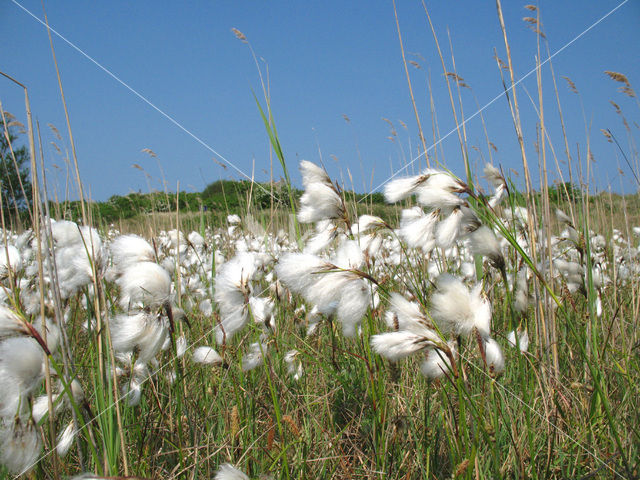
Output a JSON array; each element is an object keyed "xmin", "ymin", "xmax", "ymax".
[
  {"xmin": 506, "ymin": 330, "xmax": 529, "ymax": 352},
  {"xmin": 284, "ymin": 350, "xmax": 303, "ymax": 381},
  {"xmin": 430, "ymin": 275, "xmax": 491, "ymax": 338},
  {"xmin": 215, "ymin": 463, "xmax": 250, "ymax": 480},
  {"xmin": 192, "ymin": 346, "xmax": 222, "ymax": 365},
  {"xmin": 336, "ymin": 279, "xmax": 370, "ymax": 337},
  {"xmin": 0, "ymin": 245, "xmax": 22, "ymax": 277},
  {"xmin": 484, "ymin": 338, "xmax": 505, "ymax": 375},
  {"xmin": 0, "ymin": 305, "xmax": 29, "ymax": 338},
  {"xmin": 469, "ymin": 226, "xmax": 504, "ymax": 269},
  {"xmin": 214, "ymin": 253, "xmax": 260, "ymax": 344},
  {"xmin": 399, "ymin": 207, "xmax": 437, "ymax": 253},
  {"xmin": 435, "ymin": 208, "xmax": 464, "ymax": 249},
  {"xmin": 298, "ymin": 183, "xmax": 344, "ymax": 223},
  {"xmin": 56, "ymin": 421, "xmax": 76, "ymax": 457},
  {"xmin": 420, "ymin": 344, "xmax": 456, "ymax": 380},
  {"xmin": 332, "ymin": 239, "xmax": 365, "ymax": 270},
  {"xmin": 383, "ymin": 175, "xmax": 425, "ymax": 203},
  {"xmin": 0, "ymin": 420, "xmax": 42, "ymax": 474},
  {"xmin": 371, "ymin": 331, "xmax": 437, "ymax": 361},
  {"xmin": 176, "ymin": 335, "xmax": 188, "ymax": 358},
  {"xmin": 242, "ymin": 342, "xmax": 266, "ymax": 371},
  {"xmin": 0, "ymin": 337, "xmax": 44, "ymax": 414},
  {"xmin": 483, "ymin": 163, "xmax": 504, "ymax": 189},
  {"xmin": 300, "ymin": 160, "xmax": 331, "ymax": 187},
  {"xmin": 117, "ymin": 262, "xmax": 171, "ymax": 311},
  {"xmin": 109, "ymin": 234, "xmax": 155, "ymax": 272}
]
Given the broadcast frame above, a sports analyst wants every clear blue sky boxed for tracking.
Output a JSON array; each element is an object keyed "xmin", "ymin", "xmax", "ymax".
[{"xmin": 1, "ymin": 0, "xmax": 639, "ymax": 201}]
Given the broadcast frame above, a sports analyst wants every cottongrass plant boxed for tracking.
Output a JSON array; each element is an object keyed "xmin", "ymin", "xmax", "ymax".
[{"xmin": 0, "ymin": 152, "xmax": 637, "ymax": 478}]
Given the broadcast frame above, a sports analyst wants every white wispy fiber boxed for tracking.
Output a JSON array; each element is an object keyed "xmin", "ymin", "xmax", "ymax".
[
  {"xmin": 416, "ymin": 187, "xmax": 465, "ymax": 210},
  {"xmin": 275, "ymin": 253, "xmax": 327, "ymax": 294},
  {"xmin": 298, "ymin": 182, "xmax": 345, "ymax": 224},
  {"xmin": 109, "ymin": 312, "xmax": 168, "ymax": 364},
  {"xmin": 483, "ymin": 164, "xmax": 504, "ymax": 189},
  {"xmin": 336, "ymin": 279, "xmax": 371, "ymax": 337},
  {"xmin": 214, "ymin": 253, "xmax": 260, "ymax": 344},
  {"xmin": 399, "ymin": 207, "xmax": 438, "ymax": 253},
  {"xmin": 227, "ymin": 214, "xmax": 241, "ymax": 225},
  {"xmin": 192, "ymin": 346, "xmax": 222, "ymax": 365},
  {"xmin": 176, "ymin": 335, "xmax": 188, "ymax": 358},
  {"xmin": 384, "ymin": 174, "xmax": 427, "ymax": 203},
  {"xmin": 506, "ymin": 330, "xmax": 529, "ymax": 352},
  {"xmin": 31, "ymin": 393, "xmax": 60, "ymax": 423},
  {"xmin": 420, "ymin": 343, "xmax": 457, "ymax": 380},
  {"xmin": 0, "ymin": 337, "xmax": 44, "ymax": 417},
  {"xmin": 117, "ymin": 261, "xmax": 171, "ymax": 311},
  {"xmin": 484, "ymin": 338, "xmax": 505, "ymax": 375},
  {"xmin": 435, "ymin": 208, "xmax": 464, "ymax": 249},
  {"xmin": 56, "ymin": 421, "xmax": 75, "ymax": 457},
  {"xmin": 284, "ymin": 350, "xmax": 303, "ymax": 381},
  {"xmin": 371, "ymin": 330, "xmax": 438, "ymax": 361},
  {"xmin": 0, "ymin": 420, "xmax": 41, "ymax": 474},
  {"xmin": 514, "ymin": 268, "xmax": 529, "ymax": 313},
  {"xmin": 469, "ymin": 226, "xmax": 504, "ymax": 269},
  {"xmin": 303, "ymin": 220, "xmax": 339, "ymax": 254},
  {"xmin": 430, "ymin": 275, "xmax": 491, "ymax": 338},
  {"xmin": 297, "ymin": 161, "xmax": 345, "ymax": 224},
  {"xmin": 300, "ymin": 159, "xmax": 331, "ymax": 187},
  {"xmin": 276, "ymin": 249, "xmax": 371, "ymax": 336},
  {"xmin": 354, "ymin": 215, "xmax": 385, "ymax": 233},
  {"xmin": 215, "ymin": 463, "xmax": 250, "ymax": 480},
  {"xmin": 0, "ymin": 305, "xmax": 29, "ymax": 338},
  {"xmin": 488, "ymin": 184, "xmax": 507, "ymax": 209},
  {"xmin": 0, "ymin": 245, "xmax": 21, "ymax": 277},
  {"xmin": 372, "ymin": 293, "xmax": 441, "ymax": 361},
  {"xmin": 249, "ymin": 296, "xmax": 275, "ymax": 330},
  {"xmin": 109, "ymin": 234, "xmax": 155, "ymax": 272},
  {"xmin": 242, "ymin": 341, "xmax": 267, "ymax": 371},
  {"xmin": 484, "ymin": 164, "xmax": 508, "ymax": 208},
  {"xmin": 332, "ymin": 239, "xmax": 365, "ymax": 270},
  {"xmin": 555, "ymin": 208, "xmax": 573, "ymax": 225}
]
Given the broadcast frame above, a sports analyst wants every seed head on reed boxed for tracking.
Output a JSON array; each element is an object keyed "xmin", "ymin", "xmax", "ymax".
[{"xmin": 215, "ymin": 463, "xmax": 249, "ymax": 480}]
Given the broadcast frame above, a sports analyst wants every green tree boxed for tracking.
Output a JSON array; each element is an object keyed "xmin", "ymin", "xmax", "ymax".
[{"xmin": 0, "ymin": 117, "xmax": 32, "ymax": 221}]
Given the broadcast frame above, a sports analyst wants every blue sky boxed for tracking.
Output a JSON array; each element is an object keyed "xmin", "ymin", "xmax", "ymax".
[{"xmin": 1, "ymin": 0, "xmax": 639, "ymax": 201}]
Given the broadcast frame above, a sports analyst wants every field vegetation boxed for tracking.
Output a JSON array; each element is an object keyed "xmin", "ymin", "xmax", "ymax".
[{"xmin": 0, "ymin": 2, "xmax": 639, "ymax": 479}]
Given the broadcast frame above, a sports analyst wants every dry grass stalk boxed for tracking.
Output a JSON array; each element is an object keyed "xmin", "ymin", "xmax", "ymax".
[
  {"xmin": 562, "ymin": 76, "xmax": 578, "ymax": 94},
  {"xmin": 141, "ymin": 147, "xmax": 157, "ymax": 157},
  {"xmin": 231, "ymin": 27, "xmax": 247, "ymax": 42},
  {"xmin": 604, "ymin": 70, "xmax": 631, "ymax": 86}
]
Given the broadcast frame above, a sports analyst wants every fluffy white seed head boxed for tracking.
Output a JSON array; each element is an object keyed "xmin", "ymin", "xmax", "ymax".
[
  {"xmin": 469, "ymin": 226, "xmax": 504, "ymax": 269},
  {"xmin": 215, "ymin": 463, "xmax": 250, "ymax": 480},
  {"xmin": 430, "ymin": 275, "xmax": 491, "ymax": 338},
  {"xmin": 284, "ymin": 350, "xmax": 303, "ymax": 381},
  {"xmin": 371, "ymin": 331, "xmax": 438, "ymax": 361},
  {"xmin": 298, "ymin": 183, "xmax": 344, "ymax": 224},
  {"xmin": 383, "ymin": 175, "xmax": 426, "ymax": 203},
  {"xmin": 484, "ymin": 338, "xmax": 505, "ymax": 375},
  {"xmin": 399, "ymin": 207, "xmax": 437, "ymax": 253},
  {"xmin": 109, "ymin": 234, "xmax": 155, "ymax": 272},
  {"xmin": 420, "ymin": 343, "xmax": 456, "ymax": 380},
  {"xmin": 0, "ymin": 245, "xmax": 22, "ymax": 277},
  {"xmin": 506, "ymin": 330, "xmax": 529, "ymax": 352},
  {"xmin": 0, "ymin": 420, "xmax": 42, "ymax": 474},
  {"xmin": 300, "ymin": 160, "xmax": 331, "ymax": 187},
  {"xmin": 56, "ymin": 421, "xmax": 76, "ymax": 457},
  {"xmin": 192, "ymin": 346, "xmax": 222, "ymax": 365},
  {"xmin": 435, "ymin": 208, "xmax": 464, "ymax": 249},
  {"xmin": 242, "ymin": 341, "xmax": 266, "ymax": 371},
  {"xmin": 117, "ymin": 262, "xmax": 171, "ymax": 311}
]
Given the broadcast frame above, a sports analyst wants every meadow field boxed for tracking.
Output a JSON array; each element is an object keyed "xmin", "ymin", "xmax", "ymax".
[{"xmin": 1, "ymin": 2, "xmax": 639, "ymax": 480}]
